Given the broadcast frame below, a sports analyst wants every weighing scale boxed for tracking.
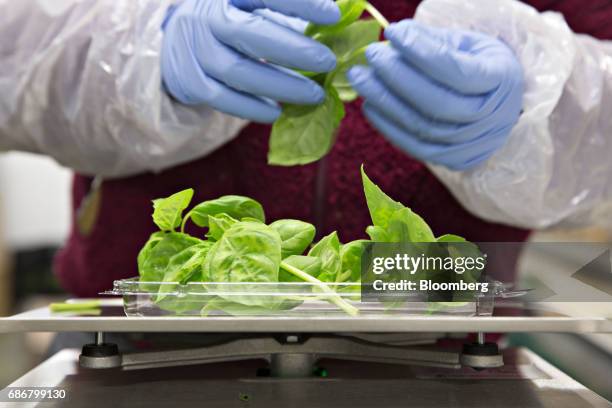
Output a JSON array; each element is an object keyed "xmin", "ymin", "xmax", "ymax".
[{"xmin": 0, "ymin": 298, "xmax": 610, "ymax": 407}]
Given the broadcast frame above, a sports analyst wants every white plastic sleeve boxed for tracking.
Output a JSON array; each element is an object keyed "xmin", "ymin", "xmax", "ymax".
[
  {"xmin": 414, "ymin": 0, "xmax": 612, "ymax": 229},
  {"xmin": 0, "ymin": 0, "xmax": 247, "ymax": 177}
]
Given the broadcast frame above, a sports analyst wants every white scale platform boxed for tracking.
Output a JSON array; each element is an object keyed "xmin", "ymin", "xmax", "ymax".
[{"xmin": 1, "ymin": 301, "xmax": 610, "ymax": 333}]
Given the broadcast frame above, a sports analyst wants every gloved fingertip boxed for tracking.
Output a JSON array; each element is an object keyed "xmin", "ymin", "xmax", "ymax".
[
  {"xmin": 237, "ymin": 95, "xmax": 282, "ymax": 123},
  {"xmin": 257, "ymin": 105, "xmax": 282, "ymax": 124},
  {"xmin": 346, "ymin": 65, "xmax": 371, "ymax": 86},
  {"xmin": 364, "ymin": 43, "xmax": 387, "ymax": 63},
  {"xmin": 289, "ymin": 0, "xmax": 340, "ymax": 26},
  {"xmin": 319, "ymin": 0, "xmax": 341, "ymax": 25},
  {"xmin": 311, "ymin": 47, "xmax": 337, "ymax": 72},
  {"xmin": 323, "ymin": 52, "xmax": 338, "ymax": 71},
  {"xmin": 384, "ymin": 20, "xmax": 424, "ymax": 50},
  {"xmin": 384, "ymin": 19, "xmax": 413, "ymax": 36},
  {"xmin": 310, "ymin": 84, "xmax": 326, "ymax": 104},
  {"xmin": 383, "ymin": 22, "xmax": 399, "ymax": 39}
]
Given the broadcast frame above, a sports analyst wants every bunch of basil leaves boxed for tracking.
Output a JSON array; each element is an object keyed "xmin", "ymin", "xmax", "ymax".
[
  {"xmin": 267, "ymin": 0, "xmax": 389, "ymax": 166},
  {"xmin": 137, "ymin": 167, "xmax": 484, "ymax": 316}
]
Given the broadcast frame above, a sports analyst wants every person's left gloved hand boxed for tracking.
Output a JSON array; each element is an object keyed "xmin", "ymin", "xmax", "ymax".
[
  {"xmin": 161, "ymin": 0, "xmax": 340, "ymax": 123},
  {"xmin": 347, "ymin": 20, "xmax": 524, "ymax": 171}
]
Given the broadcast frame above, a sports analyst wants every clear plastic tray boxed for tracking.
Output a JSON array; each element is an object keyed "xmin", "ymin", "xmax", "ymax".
[{"xmin": 102, "ymin": 278, "xmax": 516, "ymax": 317}]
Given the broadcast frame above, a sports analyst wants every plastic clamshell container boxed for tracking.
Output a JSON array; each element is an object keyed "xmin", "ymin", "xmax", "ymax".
[{"xmin": 104, "ymin": 278, "xmax": 500, "ymax": 317}]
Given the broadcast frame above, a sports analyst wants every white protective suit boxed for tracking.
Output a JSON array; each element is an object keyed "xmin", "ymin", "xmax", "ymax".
[
  {"xmin": 0, "ymin": 0, "xmax": 247, "ymax": 178},
  {"xmin": 0, "ymin": 0, "xmax": 611, "ymax": 230},
  {"xmin": 414, "ymin": 0, "xmax": 612, "ymax": 229}
]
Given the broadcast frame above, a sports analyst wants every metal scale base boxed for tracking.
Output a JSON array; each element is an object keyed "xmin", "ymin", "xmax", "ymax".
[
  {"xmin": 4, "ymin": 348, "xmax": 611, "ymax": 407},
  {"xmin": 77, "ymin": 332, "xmax": 503, "ymax": 374}
]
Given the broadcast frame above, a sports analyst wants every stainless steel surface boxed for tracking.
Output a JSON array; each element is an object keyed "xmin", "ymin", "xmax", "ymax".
[
  {"xmin": 510, "ymin": 332, "xmax": 612, "ymax": 401},
  {"xmin": 1, "ymin": 306, "xmax": 611, "ymax": 333},
  {"xmin": 3, "ymin": 348, "xmax": 611, "ymax": 407},
  {"xmin": 341, "ymin": 332, "xmax": 442, "ymax": 345},
  {"xmin": 269, "ymin": 353, "xmax": 315, "ymax": 377}
]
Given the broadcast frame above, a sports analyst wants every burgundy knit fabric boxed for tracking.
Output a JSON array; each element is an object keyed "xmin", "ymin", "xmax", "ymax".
[{"xmin": 55, "ymin": 0, "xmax": 607, "ymax": 297}]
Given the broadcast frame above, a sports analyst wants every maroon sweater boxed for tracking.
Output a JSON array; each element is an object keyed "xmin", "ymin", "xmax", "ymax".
[{"xmin": 54, "ymin": 0, "xmax": 612, "ymax": 297}]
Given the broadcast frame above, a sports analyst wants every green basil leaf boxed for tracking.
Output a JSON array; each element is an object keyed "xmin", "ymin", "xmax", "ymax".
[
  {"xmin": 188, "ymin": 195, "xmax": 265, "ymax": 227},
  {"xmin": 367, "ymin": 209, "xmax": 435, "ymax": 243},
  {"xmin": 240, "ymin": 217, "xmax": 264, "ymax": 223},
  {"xmin": 280, "ymin": 255, "xmax": 322, "ymax": 282},
  {"xmin": 305, "ymin": 0, "xmax": 367, "ymax": 37},
  {"xmin": 137, "ymin": 231, "xmax": 165, "ymax": 273},
  {"xmin": 207, "ymin": 213, "xmax": 238, "ymax": 241},
  {"xmin": 365, "ymin": 225, "xmax": 389, "ymax": 242},
  {"xmin": 201, "ymin": 297, "xmax": 281, "ymax": 316},
  {"xmin": 339, "ymin": 239, "xmax": 368, "ymax": 282},
  {"xmin": 157, "ymin": 296, "xmax": 208, "ymax": 314},
  {"xmin": 138, "ymin": 232, "xmax": 202, "ymax": 282},
  {"xmin": 362, "ymin": 166, "xmax": 435, "ymax": 242},
  {"xmin": 157, "ymin": 242, "xmax": 213, "ymax": 301},
  {"xmin": 308, "ymin": 231, "xmax": 342, "ymax": 282},
  {"xmin": 387, "ymin": 208, "xmax": 435, "ymax": 243},
  {"xmin": 361, "ymin": 165, "xmax": 404, "ymax": 228},
  {"xmin": 318, "ymin": 20, "xmax": 381, "ymax": 61},
  {"xmin": 207, "ymin": 221, "xmax": 281, "ymax": 283},
  {"xmin": 200, "ymin": 240, "xmax": 219, "ymax": 282},
  {"xmin": 205, "ymin": 221, "xmax": 282, "ymax": 307},
  {"xmin": 320, "ymin": 20, "xmax": 381, "ymax": 103},
  {"xmin": 152, "ymin": 188, "xmax": 194, "ymax": 231},
  {"xmin": 163, "ymin": 242, "xmax": 213, "ymax": 283},
  {"xmin": 436, "ymin": 234, "xmax": 467, "ymax": 243},
  {"xmin": 268, "ymin": 86, "xmax": 345, "ymax": 166},
  {"xmin": 269, "ymin": 219, "xmax": 316, "ymax": 258}
]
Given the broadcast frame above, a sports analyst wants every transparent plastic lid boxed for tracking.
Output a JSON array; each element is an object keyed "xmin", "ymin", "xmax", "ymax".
[{"xmin": 102, "ymin": 278, "xmax": 524, "ymax": 318}]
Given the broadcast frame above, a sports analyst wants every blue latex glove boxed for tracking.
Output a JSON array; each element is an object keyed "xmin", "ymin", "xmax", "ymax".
[
  {"xmin": 161, "ymin": 0, "xmax": 340, "ymax": 123},
  {"xmin": 347, "ymin": 20, "xmax": 524, "ymax": 171}
]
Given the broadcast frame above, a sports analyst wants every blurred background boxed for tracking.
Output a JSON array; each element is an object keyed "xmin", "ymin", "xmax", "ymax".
[
  {"xmin": 0, "ymin": 152, "xmax": 71, "ymax": 387},
  {"xmin": 0, "ymin": 152, "xmax": 610, "ymax": 400}
]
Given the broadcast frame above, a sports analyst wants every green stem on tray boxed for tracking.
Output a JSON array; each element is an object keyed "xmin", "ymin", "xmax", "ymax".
[
  {"xmin": 49, "ymin": 301, "xmax": 101, "ymax": 312},
  {"xmin": 280, "ymin": 261, "xmax": 359, "ymax": 316}
]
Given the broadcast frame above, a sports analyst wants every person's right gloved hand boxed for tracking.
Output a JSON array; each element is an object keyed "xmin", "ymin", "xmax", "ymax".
[
  {"xmin": 161, "ymin": 0, "xmax": 340, "ymax": 123},
  {"xmin": 347, "ymin": 21, "xmax": 524, "ymax": 171}
]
